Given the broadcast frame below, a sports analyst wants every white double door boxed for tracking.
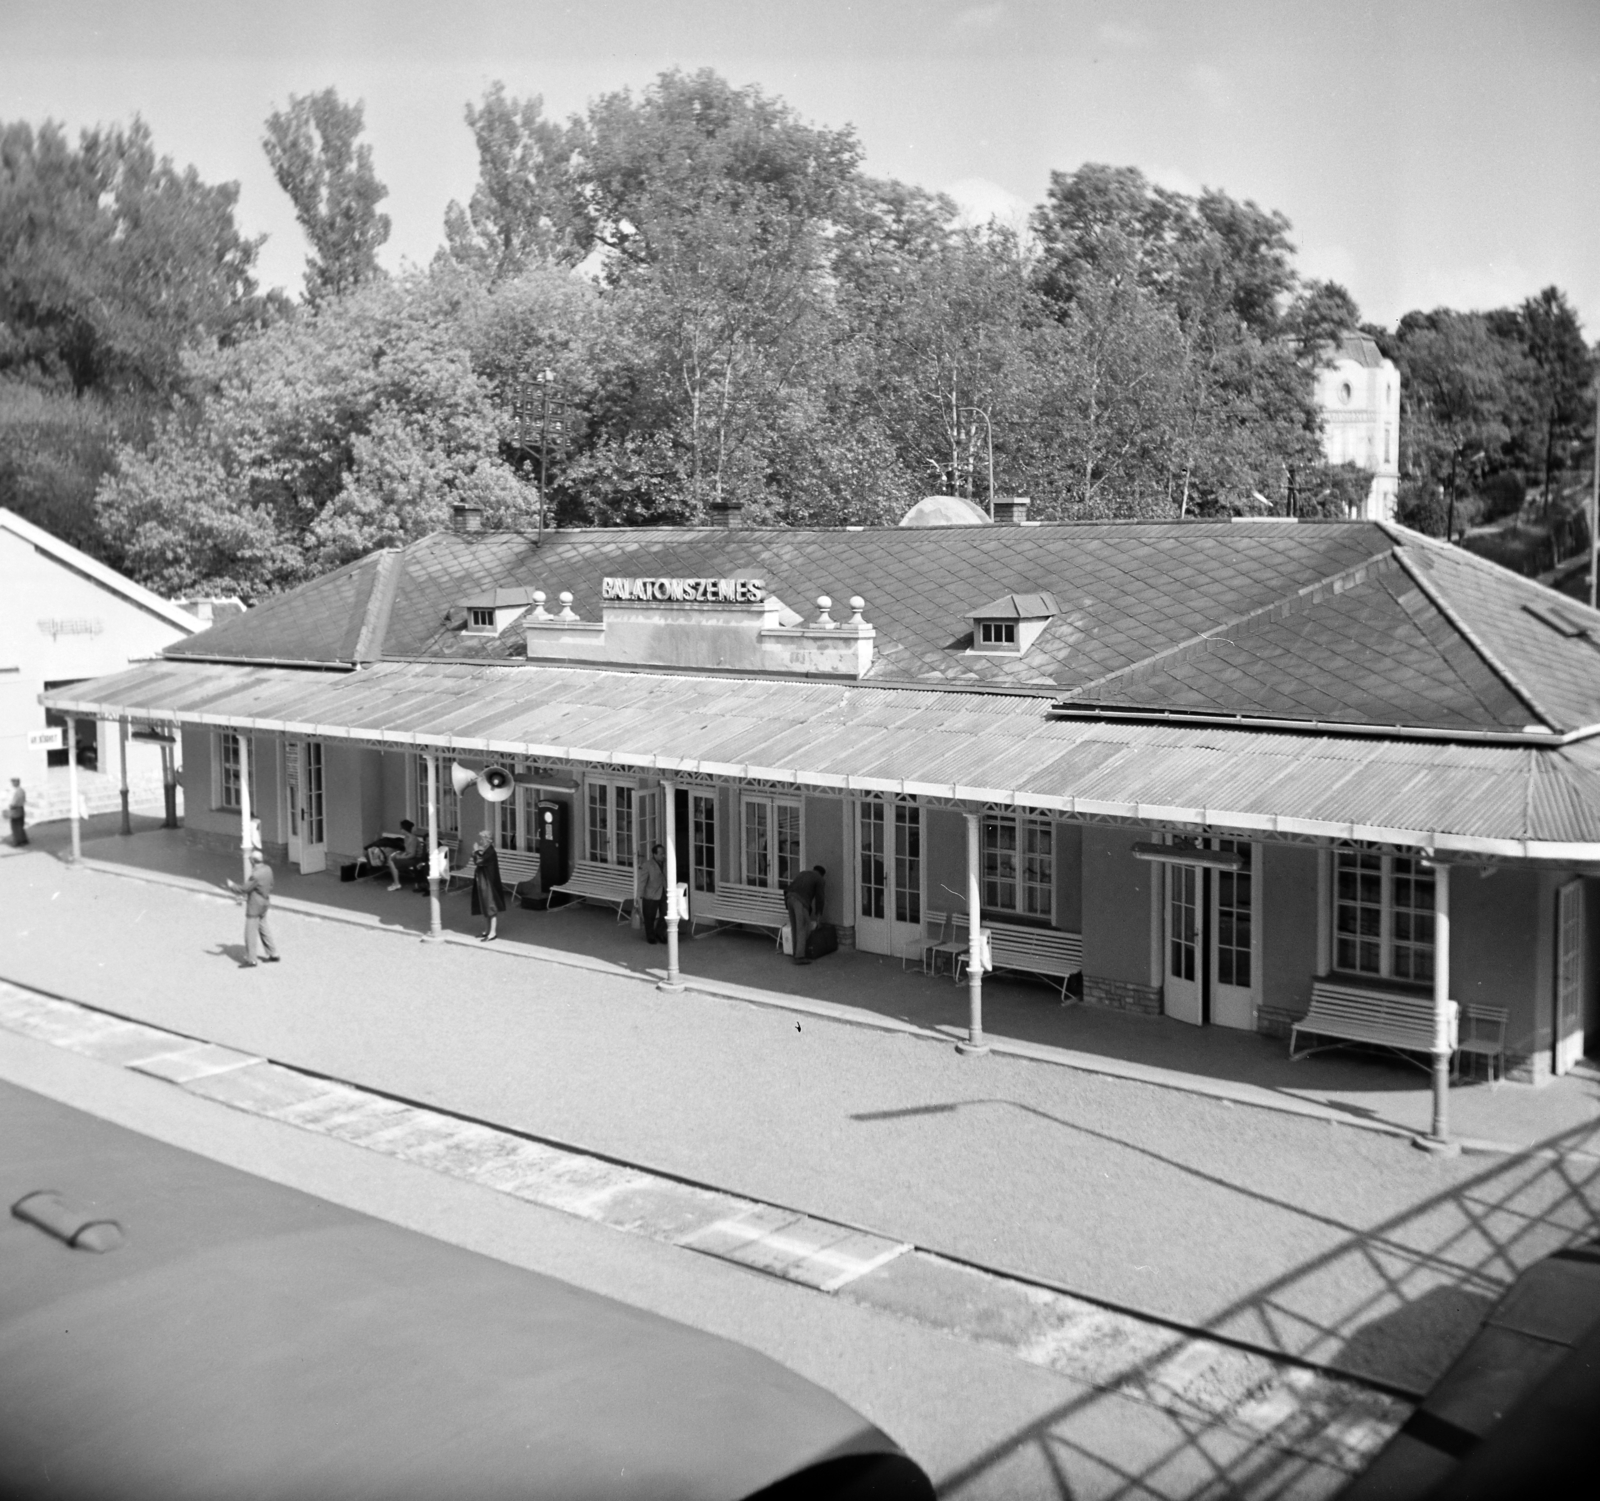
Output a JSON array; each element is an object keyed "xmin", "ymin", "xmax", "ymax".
[
  {"xmin": 857, "ymin": 798, "xmax": 923, "ymax": 958},
  {"xmin": 1164, "ymin": 839, "xmax": 1258, "ymax": 1029},
  {"xmin": 284, "ymin": 738, "xmax": 326, "ymax": 874}
]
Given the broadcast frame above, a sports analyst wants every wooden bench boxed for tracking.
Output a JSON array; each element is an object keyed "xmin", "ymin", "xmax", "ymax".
[
  {"xmin": 493, "ymin": 849, "xmax": 541, "ymax": 902},
  {"xmin": 926, "ymin": 911, "xmax": 1084, "ymax": 1000},
  {"xmin": 1454, "ymin": 1003, "xmax": 1509, "ymax": 1085},
  {"xmin": 546, "ymin": 859, "xmax": 635, "ymax": 921},
  {"xmin": 690, "ymin": 884, "xmax": 788, "ymax": 943},
  {"xmin": 1290, "ymin": 980, "xmax": 1458, "ymax": 1070}
]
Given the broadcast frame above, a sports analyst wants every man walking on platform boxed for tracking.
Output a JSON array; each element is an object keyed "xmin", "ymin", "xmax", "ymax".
[
  {"xmin": 641, "ymin": 843, "xmax": 668, "ymax": 943},
  {"xmin": 784, "ymin": 864, "xmax": 826, "ymax": 966},
  {"xmin": 227, "ymin": 850, "xmax": 280, "ymax": 968}
]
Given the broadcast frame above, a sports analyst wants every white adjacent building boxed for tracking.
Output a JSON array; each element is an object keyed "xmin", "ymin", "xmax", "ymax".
[
  {"xmin": 1314, "ymin": 332, "xmax": 1401, "ymax": 521},
  {"xmin": 0, "ymin": 507, "xmax": 198, "ymax": 821}
]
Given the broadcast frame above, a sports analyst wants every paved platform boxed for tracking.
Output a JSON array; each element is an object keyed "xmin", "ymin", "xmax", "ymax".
[
  {"xmin": 15, "ymin": 818, "xmax": 1598, "ymax": 1155},
  {"xmin": 4, "ymin": 826, "xmax": 1600, "ymax": 1398},
  {"xmin": 0, "ymin": 975, "xmax": 1407, "ymax": 1485}
]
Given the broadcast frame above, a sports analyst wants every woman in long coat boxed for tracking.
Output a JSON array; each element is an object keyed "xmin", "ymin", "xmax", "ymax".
[{"xmin": 469, "ymin": 832, "xmax": 505, "ymax": 941}]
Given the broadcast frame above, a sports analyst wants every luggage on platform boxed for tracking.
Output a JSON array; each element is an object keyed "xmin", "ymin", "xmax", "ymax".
[{"xmin": 805, "ymin": 922, "xmax": 838, "ymax": 960}]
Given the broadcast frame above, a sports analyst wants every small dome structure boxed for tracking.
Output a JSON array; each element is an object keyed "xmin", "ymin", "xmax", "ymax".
[{"xmin": 898, "ymin": 495, "xmax": 993, "ymax": 528}]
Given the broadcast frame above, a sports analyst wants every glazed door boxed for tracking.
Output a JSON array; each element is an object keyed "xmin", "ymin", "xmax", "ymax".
[
  {"xmin": 1210, "ymin": 840, "xmax": 1258, "ymax": 1031},
  {"xmin": 1165, "ymin": 861, "xmax": 1203, "ymax": 1025},
  {"xmin": 284, "ymin": 741, "xmax": 303, "ymax": 866},
  {"xmin": 634, "ymin": 789, "xmax": 661, "ymax": 912},
  {"xmin": 1555, "ymin": 879, "xmax": 1584, "ymax": 1075},
  {"xmin": 856, "ymin": 799, "xmax": 923, "ymax": 958},
  {"xmin": 291, "ymin": 738, "xmax": 326, "ymax": 873},
  {"xmin": 690, "ymin": 792, "xmax": 716, "ymax": 894}
]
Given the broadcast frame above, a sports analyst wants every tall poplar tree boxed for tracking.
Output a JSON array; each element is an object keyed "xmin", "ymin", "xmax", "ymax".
[{"xmin": 263, "ymin": 89, "xmax": 390, "ymax": 303}]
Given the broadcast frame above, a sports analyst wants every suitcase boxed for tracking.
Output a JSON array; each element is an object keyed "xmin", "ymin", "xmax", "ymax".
[{"xmin": 805, "ymin": 922, "xmax": 838, "ymax": 960}]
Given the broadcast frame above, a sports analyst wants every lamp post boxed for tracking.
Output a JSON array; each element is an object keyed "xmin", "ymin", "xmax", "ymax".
[{"xmin": 958, "ymin": 406, "xmax": 994, "ymax": 519}]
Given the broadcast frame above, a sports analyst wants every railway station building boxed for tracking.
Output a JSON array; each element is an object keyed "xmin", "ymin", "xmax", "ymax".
[{"xmin": 43, "ymin": 502, "xmax": 1600, "ymax": 1091}]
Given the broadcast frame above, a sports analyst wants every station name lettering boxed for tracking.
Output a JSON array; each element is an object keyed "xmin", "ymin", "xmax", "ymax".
[{"xmin": 601, "ymin": 576, "xmax": 766, "ymax": 604}]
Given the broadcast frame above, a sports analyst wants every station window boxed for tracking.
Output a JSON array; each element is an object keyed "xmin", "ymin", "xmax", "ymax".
[
  {"xmin": 977, "ymin": 620, "xmax": 1017, "ymax": 649},
  {"xmin": 742, "ymin": 795, "xmax": 801, "ymax": 889},
  {"xmin": 215, "ymin": 732, "xmax": 242, "ymax": 810},
  {"xmin": 413, "ymin": 755, "xmax": 459, "ymax": 839},
  {"xmin": 465, "ymin": 607, "xmax": 496, "ymax": 633},
  {"xmin": 585, "ymin": 780, "xmax": 634, "ymax": 867},
  {"xmin": 1334, "ymin": 850, "xmax": 1434, "ymax": 983},
  {"xmin": 982, "ymin": 814, "xmax": 1052, "ymax": 919}
]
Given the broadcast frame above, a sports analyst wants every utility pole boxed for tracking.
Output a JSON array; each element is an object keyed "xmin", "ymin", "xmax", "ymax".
[
  {"xmin": 512, "ymin": 367, "xmax": 559, "ymax": 545},
  {"xmin": 1591, "ymin": 376, "xmax": 1599, "ymax": 610},
  {"xmin": 537, "ymin": 367, "xmax": 553, "ymax": 543}
]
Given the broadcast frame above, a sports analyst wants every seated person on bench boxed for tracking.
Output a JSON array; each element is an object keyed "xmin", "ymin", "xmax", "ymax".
[{"xmin": 382, "ymin": 820, "xmax": 427, "ymax": 891}]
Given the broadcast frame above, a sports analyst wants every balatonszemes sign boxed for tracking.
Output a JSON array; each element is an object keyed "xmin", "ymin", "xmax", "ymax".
[{"xmin": 601, "ymin": 576, "xmax": 766, "ymax": 604}]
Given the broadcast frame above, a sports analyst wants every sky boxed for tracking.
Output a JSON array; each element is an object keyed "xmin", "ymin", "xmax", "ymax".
[{"xmin": 4, "ymin": 0, "xmax": 1598, "ymax": 332}]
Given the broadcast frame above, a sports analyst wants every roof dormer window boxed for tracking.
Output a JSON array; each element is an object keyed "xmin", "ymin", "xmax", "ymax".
[
  {"xmin": 457, "ymin": 588, "xmax": 539, "ymax": 636},
  {"xmin": 966, "ymin": 592, "xmax": 1057, "ymax": 657}
]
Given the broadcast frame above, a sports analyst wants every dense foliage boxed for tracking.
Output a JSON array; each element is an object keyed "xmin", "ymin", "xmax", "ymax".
[{"xmin": 1, "ymin": 71, "xmax": 1594, "ymax": 596}]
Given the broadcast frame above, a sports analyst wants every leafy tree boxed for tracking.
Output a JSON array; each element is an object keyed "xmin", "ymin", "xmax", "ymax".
[
  {"xmin": 1286, "ymin": 280, "xmax": 1361, "ymax": 361},
  {"xmin": 849, "ymin": 225, "xmax": 1037, "ymax": 505},
  {"xmin": 1030, "ymin": 267, "xmax": 1185, "ymax": 516},
  {"xmin": 1, "ymin": 117, "xmax": 263, "ymax": 397},
  {"xmin": 1297, "ymin": 461, "xmax": 1376, "ymax": 520},
  {"xmin": 1388, "ymin": 309, "xmax": 1514, "ymax": 535},
  {"xmin": 1395, "ymin": 475, "xmax": 1450, "ymax": 537},
  {"xmin": 263, "ymin": 89, "xmax": 390, "ymax": 303},
  {"xmin": 0, "ymin": 380, "xmax": 118, "ymax": 552},
  {"xmin": 443, "ymin": 83, "xmax": 588, "ymax": 280},
  {"xmin": 1516, "ymin": 286, "xmax": 1592, "ymax": 510},
  {"xmin": 1031, "ymin": 164, "xmax": 1296, "ymax": 340},
  {"xmin": 569, "ymin": 71, "xmax": 859, "ymax": 517},
  {"xmin": 96, "ymin": 268, "xmax": 535, "ymax": 592},
  {"xmin": 576, "ymin": 69, "xmax": 860, "ymax": 273}
]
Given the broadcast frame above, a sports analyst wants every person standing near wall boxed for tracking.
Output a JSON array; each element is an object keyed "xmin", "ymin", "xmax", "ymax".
[
  {"xmin": 226, "ymin": 851, "xmax": 279, "ymax": 968},
  {"xmin": 641, "ymin": 843, "xmax": 668, "ymax": 943},
  {"xmin": 784, "ymin": 865, "xmax": 826, "ymax": 966},
  {"xmin": 7, "ymin": 778, "xmax": 25, "ymax": 847}
]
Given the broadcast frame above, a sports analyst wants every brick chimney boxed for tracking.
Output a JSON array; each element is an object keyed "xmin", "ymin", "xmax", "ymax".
[
  {"xmin": 707, "ymin": 499, "xmax": 744, "ymax": 529},
  {"xmin": 992, "ymin": 496, "xmax": 1031, "ymax": 526},
  {"xmin": 452, "ymin": 502, "xmax": 484, "ymax": 533}
]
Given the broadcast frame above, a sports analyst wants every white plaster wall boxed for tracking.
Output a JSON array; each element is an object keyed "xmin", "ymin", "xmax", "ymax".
[
  {"xmin": 0, "ymin": 526, "xmax": 192, "ymax": 785},
  {"xmin": 1314, "ymin": 354, "xmax": 1401, "ymax": 521}
]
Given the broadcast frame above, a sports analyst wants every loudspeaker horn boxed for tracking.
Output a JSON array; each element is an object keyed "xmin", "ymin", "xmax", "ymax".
[
  {"xmin": 479, "ymin": 765, "xmax": 514, "ymax": 803},
  {"xmin": 450, "ymin": 760, "xmax": 516, "ymax": 802}
]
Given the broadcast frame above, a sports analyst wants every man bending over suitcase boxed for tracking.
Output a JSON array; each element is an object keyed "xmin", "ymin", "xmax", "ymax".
[{"xmin": 784, "ymin": 865, "xmax": 826, "ymax": 966}]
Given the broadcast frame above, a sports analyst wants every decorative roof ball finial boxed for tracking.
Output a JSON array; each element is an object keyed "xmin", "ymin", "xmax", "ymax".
[
  {"xmin": 529, "ymin": 590, "xmax": 550, "ymax": 622},
  {"xmin": 848, "ymin": 596, "xmax": 866, "ymax": 627},
  {"xmin": 557, "ymin": 591, "xmax": 577, "ymax": 622},
  {"xmin": 815, "ymin": 595, "xmax": 836, "ymax": 629}
]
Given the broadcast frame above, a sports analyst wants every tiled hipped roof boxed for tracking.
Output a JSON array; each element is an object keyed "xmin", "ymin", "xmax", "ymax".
[{"xmin": 165, "ymin": 520, "xmax": 1600, "ymax": 736}]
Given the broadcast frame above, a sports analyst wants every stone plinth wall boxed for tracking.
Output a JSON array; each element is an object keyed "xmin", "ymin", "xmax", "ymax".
[{"xmin": 1082, "ymin": 973, "xmax": 1162, "ymax": 1016}]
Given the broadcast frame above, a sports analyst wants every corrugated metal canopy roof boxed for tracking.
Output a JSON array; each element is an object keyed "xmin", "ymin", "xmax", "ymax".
[{"xmin": 43, "ymin": 659, "xmax": 1600, "ymax": 861}]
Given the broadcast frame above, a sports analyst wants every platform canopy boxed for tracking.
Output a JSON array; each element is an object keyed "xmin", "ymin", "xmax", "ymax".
[{"xmin": 43, "ymin": 657, "xmax": 1600, "ymax": 864}]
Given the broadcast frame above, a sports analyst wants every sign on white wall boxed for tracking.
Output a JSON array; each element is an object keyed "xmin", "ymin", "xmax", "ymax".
[{"xmin": 26, "ymin": 728, "xmax": 64, "ymax": 750}]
